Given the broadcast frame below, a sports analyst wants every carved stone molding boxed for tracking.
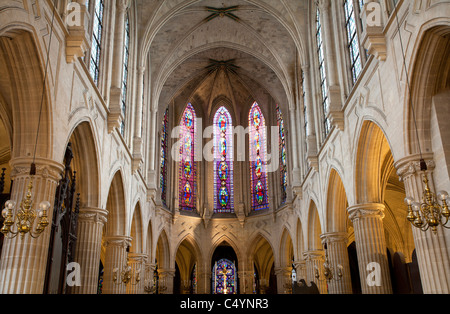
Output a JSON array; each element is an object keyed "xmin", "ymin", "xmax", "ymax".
[
  {"xmin": 394, "ymin": 153, "xmax": 435, "ymax": 181},
  {"xmin": 9, "ymin": 157, "xmax": 64, "ymax": 181},
  {"xmin": 320, "ymin": 232, "xmax": 348, "ymax": 245},
  {"xmin": 103, "ymin": 235, "xmax": 132, "ymax": 249},
  {"xmin": 78, "ymin": 207, "xmax": 108, "ymax": 225},
  {"xmin": 347, "ymin": 203, "xmax": 385, "ymax": 221}
]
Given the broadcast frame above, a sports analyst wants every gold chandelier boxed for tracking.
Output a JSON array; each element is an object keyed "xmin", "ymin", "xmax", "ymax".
[
  {"xmin": 405, "ymin": 166, "xmax": 450, "ymax": 234},
  {"xmin": 113, "ymin": 262, "xmax": 141, "ymax": 286},
  {"xmin": 1, "ymin": 1, "xmax": 57, "ymax": 240},
  {"xmin": 392, "ymin": 4, "xmax": 450, "ymax": 234},
  {"xmin": 1, "ymin": 180, "xmax": 51, "ymax": 239},
  {"xmin": 315, "ymin": 244, "xmax": 343, "ymax": 283}
]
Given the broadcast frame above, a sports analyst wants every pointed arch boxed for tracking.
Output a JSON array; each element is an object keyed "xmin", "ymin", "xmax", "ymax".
[
  {"xmin": 326, "ymin": 168, "xmax": 349, "ymax": 233},
  {"xmin": 104, "ymin": 170, "xmax": 127, "ymax": 236},
  {"xmin": 249, "ymin": 102, "xmax": 269, "ymax": 211},
  {"xmin": 156, "ymin": 229, "xmax": 171, "ymax": 270},
  {"xmin": 130, "ymin": 202, "xmax": 144, "ymax": 253},
  {"xmin": 307, "ymin": 201, "xmax": 322, "ymax": 251},
  {"xmin": 178, "ymin": 103, "xmax": 197, "ymax": 211},
  {"xmin": 279, "ymin": 228, "xmax": 294, "ymax": 269},
  {"xmin": 213, "ymin": 106, "xmax": 234, "ymax": 213},
  {"xmin": 65, "ymin": 121, "xmax": 100, "ymax": 208}
]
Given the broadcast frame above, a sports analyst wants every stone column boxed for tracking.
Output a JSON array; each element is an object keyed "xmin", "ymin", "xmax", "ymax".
[
  {"xmin": 0, "ymin": 157, "xmax": 63, "ymax": 294},
  {"xmin": 126, "ymin": 253, "xmax": 147, "ymax": 294},
  {"xmin": 108, "ymin": 0, "xmax": 130, "ymax": 132},
  {"xmin": 143, "ymin": 263, "xmax": 157, "ymax": 294},
  {"xmin": 196, "ymin": 267, "xmax": 211, "ymax": 294},
  {"xmin": 132, "ymin": 66, "xmax": 146, "ymax": 172},
  {"xmin": 289, "ymin": 107, "xmax": 301, "ymax": 187},
  {"xmin": 395, "ymin": 154, "xmax": 450, "ymax": 294},
  {"xmin": 275, "ymin": 266, "xmax": 293, "ymax": 294},
  {"xmin": 72, "ymin": 207, "xmax": 108, "ymax": 294},
  {"xmin": 293, "ymin": 260, "xmax": 307, "ymax": 282},
  {"xmin": 158, "ymin": 268, "xmax": 176, "ymax": 294},
  {"xmin": 101, "ymin": 235, "xmax": 132, "ymax": 294},
  {"xmin": 303, "ymin": 250, "xmax": 327, "ymax": 294},
  {"xmin": 238, "ymin": 270, "xmax": 254, "ymax": 294},
  {"xmin": 320, "ymin": 232, "xmax": 353, "ymax": 294},
  {"xmin": 347, "ymin": 203, "xmax": 392, "ymax": 294},
  {"xmin": 302, "ymin": 65, "xmax": 318, "ymax": 170}
]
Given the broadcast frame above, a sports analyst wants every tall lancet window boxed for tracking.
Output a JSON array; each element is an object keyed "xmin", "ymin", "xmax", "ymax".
[
  {"xmin": 213, "ymin": 107, "xmax": 234, "ymax": 213},
  {"xmin": 121, "ymin": 13, "xmax": 130, "ymax": 136},
  {"xmin": 276, "ymin": 105, "xmax": 287, "ymax": 204},
  {"xmin": 89, "ymin": 0, "xmax": 104, "ymax": 86},
  {"xmin": 160, "ymin": 107, "xmax": 169, "ymax": 207},
  {"xmin": 178, "ymin": 103, "xmax": 197, "ymax": 211},
  {"xmin": 249, "ymin": 102, "xmax": 269, "ymax": 211},
  {"xmin": 316, "ymin": 7, "xmax": 331, "ymax": 137},
  {"xmin": 344, "ymin": 0, "xmax": 363, "ymax": 83}
]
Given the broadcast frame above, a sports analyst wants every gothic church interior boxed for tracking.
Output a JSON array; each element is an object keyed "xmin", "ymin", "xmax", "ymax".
[{"xmin": 0, "ymin": 0, "xmax": 449, "ymax": 295}]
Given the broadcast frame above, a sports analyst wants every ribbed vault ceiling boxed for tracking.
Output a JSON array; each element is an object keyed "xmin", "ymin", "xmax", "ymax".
[{"xmin": 136, "ymin": 0, "xmax": 308, "ymax": 116}]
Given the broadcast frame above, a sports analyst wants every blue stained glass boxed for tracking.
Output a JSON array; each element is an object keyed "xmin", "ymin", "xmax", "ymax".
[
  {"xmin": 213, "ymin": 107, "xmax": 234, "ymax": 213},
  {"xmin": 179, "ymin": 104, "xmax": 197, "ymax": 211},
  {"xmin": 249, "ymin": 102, "xmax": 269, "ymax": 211},
  {"xmin": 277, "ymin": 105, "xmax": 288, "ymax": 204},
  {"xmin": 213, "ymin": 259, "xmax": 237, "ymax": 295}
]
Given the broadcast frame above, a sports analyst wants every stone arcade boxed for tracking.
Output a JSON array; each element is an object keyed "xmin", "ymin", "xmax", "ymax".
[{"xmin": 0, "ymin": 0, "xmax": 449, "ymax": 295}]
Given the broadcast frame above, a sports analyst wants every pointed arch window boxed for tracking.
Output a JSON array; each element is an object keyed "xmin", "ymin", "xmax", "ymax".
[
  {"xmin": 249, "ymin": 102, "xmax": 269, "ymax": 211},
  {"xmin": 160, "ymin": 107, "xmax": 169, "ymax": 207},
  {"xmin": 344, "ymin": 0, "xmax": 363, "ymax": 84},
  {"xmin": 89, "ymin": 0, "xmax": 104, "ymax": 86},
  {"xmin": 212, "ymin": 259, "xmax": 237, "ymax": 295},
  {"xmin": 178, "ymin": 104, "xmax": 197, "ymax": 212},
  {"xmin": 120, "ymin": 13, "xmax": 130, "ymax": 136},
  {"xmin": 316, "ymin": 7, "xmax": 331, "ymax": 137},
  {"xmin": 213, "ymin": 107, "xmax": 234, "ymax": 213},
  {"xmin": 276, "ymin": 105, "xmax": 287, "ymax": 204}
]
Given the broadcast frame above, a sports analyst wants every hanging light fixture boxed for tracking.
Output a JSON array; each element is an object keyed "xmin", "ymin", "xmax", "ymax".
[
  {"xmin": 392, "ymin": 3, "xmax": 450, "ymax": 234},
  {"xmin": 314, "ymin": 243, "xmax": 343, "ymax": 283},
  {"xmin": 1, "ymin": 0, "xmax": 57, "ymax": 239}
]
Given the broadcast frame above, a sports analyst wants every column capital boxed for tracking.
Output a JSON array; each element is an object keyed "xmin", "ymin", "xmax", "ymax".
[
  {"xmin": 128, "ymin": 253, "xmax": 148, "ymax": 263},
  {"xmin": 103, "ymin": 235, "xmax": 132, "ymax": 249},
  {"xmin": 303, "ymin": 250, "xmax": 324, "ymax": 261},
  {"xmin": 78, "ymin": 207, "xmax": 108, "ymax": 224},
  {"xmin": 320, "ymin": 232, "xmax": 348, "ymax": 245},
  {"xmin": 117, "ymin": 0, "xmax": 131, "ymax": 12},
  {"xmin": 9, "ymin": 157, "xmax": 64, "ymax": 182},
  {"xmin": 394, "ymin": 153, "xmax": 435, "ymax": 181},
  {"xmin": 316, "ymin": 0, "xmax": 331, "ymax": 11},
  {"xmin": 347, "ymin": 203, "xmax": 385, "ymax": 221}
]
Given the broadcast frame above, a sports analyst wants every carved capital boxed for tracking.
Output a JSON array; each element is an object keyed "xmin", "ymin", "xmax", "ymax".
[
  {"xmin": 103, "ymin": 235, "xmax": 132, "ymax": 249},
  {"xmin": 78, "ymin": 207, "xmax": 108, "ymax": 225},
  {"xmin": 347, "ymin": 203, "xmax": 385, "ymax": 221},
  {"xmin": 394, "ymin": 153, "xmax": 435, "ymax": 182},
  {"xmin": 320, "ymin": 232, "xmax": 348, "ymax": 245},
  {"xmin": 9, "ymin": 157, "xmax": 64, "ymax": 182}
]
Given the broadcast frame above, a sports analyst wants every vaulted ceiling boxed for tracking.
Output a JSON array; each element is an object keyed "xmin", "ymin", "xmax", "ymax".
[{"xmin": 136, "ymin": 0, "xmax": 309, "ymax": 119}]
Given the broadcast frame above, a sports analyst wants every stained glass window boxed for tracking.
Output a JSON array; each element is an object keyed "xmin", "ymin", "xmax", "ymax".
[
  {"xmin": 89, "ymin": 0, "xmax": 104, "ymax": 86},
  {"xmin": 276, "ymin": 106, "xmax": 287, "ymax": 204},
  {"xmin": 344, "ymin": 0, "xmax": 362, "ymax": 84},
  {"xmin": 213, "ymin": 107, "xmax": 234, "ymax": 213},
  {"xmin": 160, "ymin": 107, "xmax": 169, "ymax": 207},
  {"xmin": 316, "ymin": 7, "xmax": 331, "ymax": 137},
  {"xmin": 213, "ymin": 259, "xmax": 237, "ymax": 294},
  {"xmin": 120, "ymin": 13, "xmax": 130, "ymax": 136},
  {"xmin": 178, "ymin": 103, "xmax": 197, "ymax": 211},
  {"xmin": 249, "ymin": 102, "xmax": 269, "ymax": 211}
]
